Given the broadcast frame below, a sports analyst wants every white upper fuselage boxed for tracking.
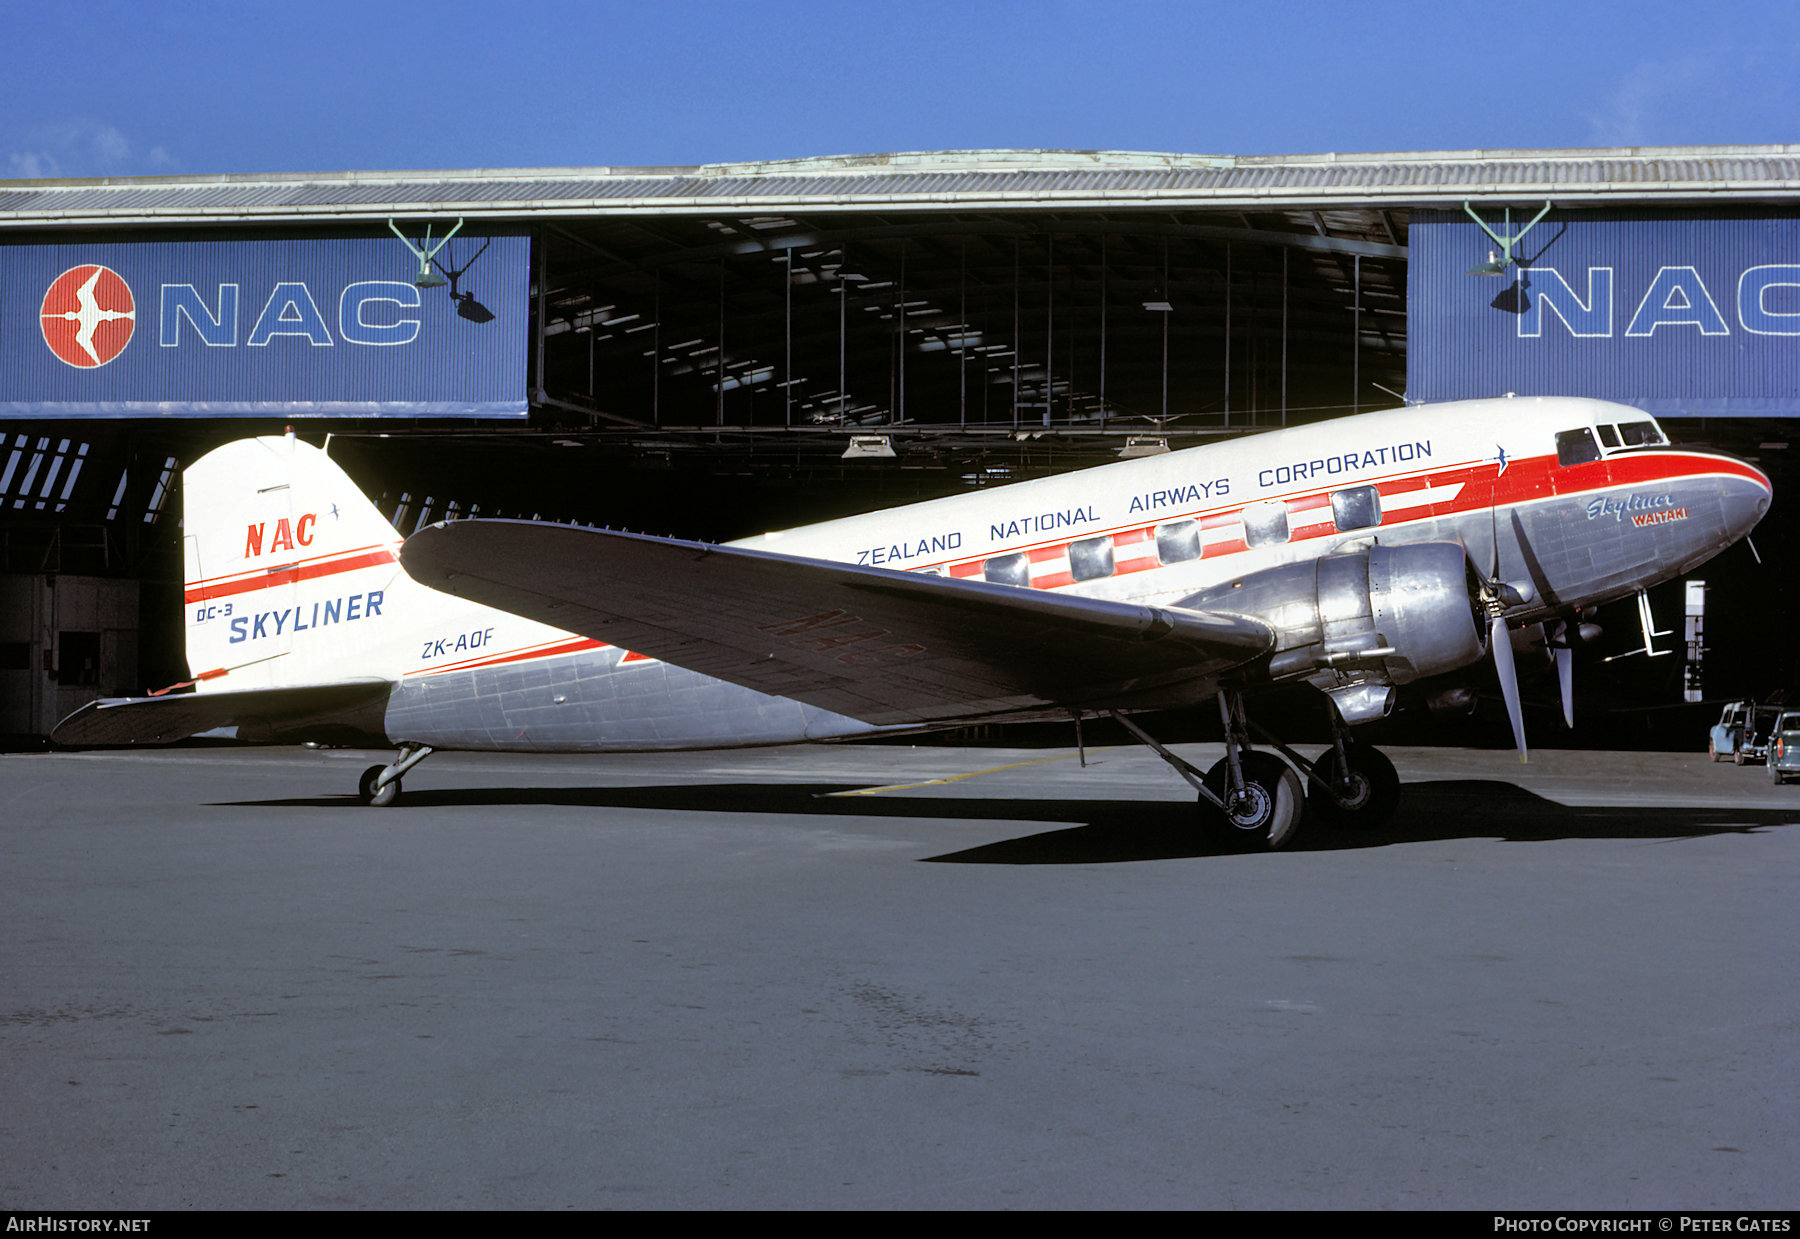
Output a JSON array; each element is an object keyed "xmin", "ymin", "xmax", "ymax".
[{"xmin": 734, "ymin": 395, "xmax": 1762, "ymax": 616}]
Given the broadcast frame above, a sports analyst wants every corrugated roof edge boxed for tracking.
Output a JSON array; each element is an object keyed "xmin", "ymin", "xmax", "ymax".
[{"xmin": 6, "ymin": 144, "xmax": 1800, "ymax": 192}]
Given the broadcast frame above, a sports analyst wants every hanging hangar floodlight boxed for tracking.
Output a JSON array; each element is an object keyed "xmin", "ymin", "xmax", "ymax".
[
  {"xmin": 388, "ymin": 217, "xmax": 465, "ymax": 288},
  {"xmin": 1463, "ymin": 200, "xmax": 1552, "ymax": 277},
  {"xmin": 842, "ymin": 434, "xmax": 900, "ymax": 457}
]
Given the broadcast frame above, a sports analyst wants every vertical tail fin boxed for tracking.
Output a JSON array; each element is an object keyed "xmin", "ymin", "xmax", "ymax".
[{"xmin": 183, "ymin": 435, "xmax": 413, "ymax": 692}]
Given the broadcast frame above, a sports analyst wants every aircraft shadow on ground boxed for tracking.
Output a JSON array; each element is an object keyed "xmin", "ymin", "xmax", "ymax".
[{"xmin": 216, "ymin": 778, "xmax": 1800, "ymax": 864}]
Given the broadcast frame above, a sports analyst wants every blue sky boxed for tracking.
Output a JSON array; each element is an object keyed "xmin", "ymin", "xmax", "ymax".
[{"xmin": 8, "ymin": 0, "xmax": 1799, "ymax": 179}]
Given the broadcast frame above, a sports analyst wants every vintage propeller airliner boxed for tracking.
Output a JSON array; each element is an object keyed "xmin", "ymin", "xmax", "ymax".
[{"xmin": 54, "ymin": 395, "xmax": 1770, "ymax": 850}]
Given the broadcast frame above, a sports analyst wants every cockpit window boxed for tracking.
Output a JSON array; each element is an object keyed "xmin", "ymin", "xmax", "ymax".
[
  {"xmin": 1619, "ymin": 421, "xmax": 1666, "ymax": 447},
  {"xmin": 1596, "ymin": 424, "xmax": 1621, "ymax": 449},
  {"xmin": 1556, "ymin": 428, "xmax": 1603, "ymax": 466}
]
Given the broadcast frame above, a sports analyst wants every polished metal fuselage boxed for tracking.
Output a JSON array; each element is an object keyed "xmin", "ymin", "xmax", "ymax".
[{"xmin": 368, "ymin": 399, "xmax": 1770, "ymax": 753}]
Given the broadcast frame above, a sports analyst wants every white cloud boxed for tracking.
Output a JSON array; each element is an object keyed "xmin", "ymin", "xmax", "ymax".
[{"xmin": 6, "ymin": 119, "xmax": 177, "ymax": 179}]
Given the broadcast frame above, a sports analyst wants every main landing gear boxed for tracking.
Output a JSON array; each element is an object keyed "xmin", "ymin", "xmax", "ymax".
[
  {"xmin": 357, "ymin": 742, "xmax": 434, "ymax": 807},
  {"xmin": 1107, "ymin": 690, "xmax": 1401, "ymax": 851}
]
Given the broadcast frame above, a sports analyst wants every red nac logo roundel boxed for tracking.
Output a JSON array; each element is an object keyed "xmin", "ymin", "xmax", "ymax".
[{"xmin": 40, "ymin": 265, "xmax": 137, "ymax": 368}]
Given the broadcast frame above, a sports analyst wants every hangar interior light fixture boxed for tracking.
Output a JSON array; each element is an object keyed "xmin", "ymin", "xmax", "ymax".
[
  {"xmin": 388, "ymin": 217, "xmax": 466, "ymax": 288},
  {"xmin": 1116, "ymin": 436, "xmax": 1170, "ymax": 459},
  {"xmin": 1463, "ymin": 200, "xmax": 1552, "ymax": 276},
  {"xmin": 842, "ymin": 434, "xmax": 896, "ymax": 460}
]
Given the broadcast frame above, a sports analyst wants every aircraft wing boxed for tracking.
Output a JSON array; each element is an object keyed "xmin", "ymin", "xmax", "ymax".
[
  {"xmin": 52, "ymin": 681, "xmax": 393, "ymax": 747},
  {"xmin": 401, "ymin": 521, "xmax": 1273, "ymax": 726}
]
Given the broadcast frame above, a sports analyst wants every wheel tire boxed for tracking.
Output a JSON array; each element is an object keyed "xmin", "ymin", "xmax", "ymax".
[
  {"xmin": 1202, "ymin": 752, "xmax": 1303, "ymax": 851},
  {"xmin": 1734, "ymin": 748, "xmax": 1747, "ymax": 766},
  {"xmin": 1772, "ymin": 760, "xmax": 1786, "ymax": 786},
  {"xmin": 1306, "ymin": 741, "xmax": 1401, "ymax": 829},
  {"xmin": 358, "ymin": 764, "xmax": 402, "ymax": 807}
]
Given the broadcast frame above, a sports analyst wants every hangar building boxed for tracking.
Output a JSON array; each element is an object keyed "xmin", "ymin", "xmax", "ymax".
[{"xmin": 2, "ymin": 145, "xmax": 1796, "ymax": 739}]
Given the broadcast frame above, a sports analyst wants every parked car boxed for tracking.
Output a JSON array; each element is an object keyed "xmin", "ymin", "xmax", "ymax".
[
  {"xmin": 1768, "ymin": 712, "xmax": 1800, "ymax": 785},
  {"xmin": 1736, "ymin": 705, "xmax": 1785, "ymax": 765},
  {"xmin": 1710, "ymin": 701, "xmax": 1753, "ymax": 762}
]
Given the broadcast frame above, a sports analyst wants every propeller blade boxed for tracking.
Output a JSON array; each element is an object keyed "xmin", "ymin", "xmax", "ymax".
[
  {"xmin": 1554, "ymin": 646, "xmax": 1574, "ymax": 729},
  {"xmin": 1491, "ymin": 614, "xmax": 1528, "ymax": 762},
  {"xmin": 1545, "ymin": 620, "xmax": 1576, "ymax": 729}
]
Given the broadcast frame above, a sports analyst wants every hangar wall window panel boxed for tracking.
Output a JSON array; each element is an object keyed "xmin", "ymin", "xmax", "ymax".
[
  {"xmin": 1068, "ymin": 536, "xmax": 1115, "ymax": 581},
  {"xmin": 1331, "ymin": 485, "xmax": 1381, "ymax": 532},
  {"xmin": 142, "ymin": 458, "xmax": 177, "ymax": 524},
  {"xmin": 983, "ymin": 552, "xmax": 1030, "ymax": 587},
  {"xmin": 1155, "ymin": 521, "xmax": 1201, "ymax": 565}
]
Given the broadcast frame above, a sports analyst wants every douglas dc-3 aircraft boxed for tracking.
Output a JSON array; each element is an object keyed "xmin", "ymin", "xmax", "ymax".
[{"xmin": 54, "ymin": 395, "xmax": 1770, "ymax": 850}]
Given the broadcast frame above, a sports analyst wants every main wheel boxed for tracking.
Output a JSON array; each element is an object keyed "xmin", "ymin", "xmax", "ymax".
[
  {"xmin": 1202, "ymin": 752, "xmax": 1303, "ymax": 851},
  {"xmin": 358, "ymin": 763, "xmax": 402, "ymax": 807},
  {"xmin": 1306, "ymin": 740, "xmax": 1401, "ymax": 829},
  {"xmin": 1772, "ymin": 760, "xmax": 1787, "ymax": 786}
]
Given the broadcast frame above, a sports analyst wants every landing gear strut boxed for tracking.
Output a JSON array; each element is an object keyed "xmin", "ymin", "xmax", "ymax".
[
  {"xmin": 357, "ymin": 742, "xmax": 434, "ymax": 807},
  {"xmin": 1241, "ymin": 702, "xmax": 1403, "ymax": 831},
  {"xmin": 1108, "ymin": 692, "xmax": 1304, "ymax": 851},
  {"xmin": 1305, "ymin": 736, "xmax": 1400, "ymax": 828}
]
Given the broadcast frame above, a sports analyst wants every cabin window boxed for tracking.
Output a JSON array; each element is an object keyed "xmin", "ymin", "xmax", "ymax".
[
  {"xmin": 1242, "ymin": 500, "xmax": 1290, "ymax": 548},
  {"xmin": 1155, "ymin": 521, "xmax": 1201, "ymax": 564},
  {"xmin": 983, "ymin": 552, "xmax": 1030, "ymax": 587},
  {"xmin": 1068, "ymin": 536, "xmax": 1115, "ymax": 582},
  {"xmin": 1555, "ymin": 428, "xmax": 1603, "ymax": 466},
  {"xmin": 1330, "ymin": 485, "xmax": 1381, "ymax": 532},
  {"xmin": 1619, "ymin": 421, "xmax": 1666, "ymax": 447},
  {"xmin": 1597, "ymin": 424, "xmax": 1621, "ymax": 449}
]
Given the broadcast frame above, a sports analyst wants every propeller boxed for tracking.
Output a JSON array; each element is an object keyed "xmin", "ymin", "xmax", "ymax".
[
  {"xmin": 1546, "ymin": 619, "xmax": 1575, "ymax": 729},
  {"xmin": 1478, "ymin": 498, "xmax": 1531, "ymax": 762},
  {"xmin": 1490, "ymin": 612, "xmax": 1528, "ymax": 761}
]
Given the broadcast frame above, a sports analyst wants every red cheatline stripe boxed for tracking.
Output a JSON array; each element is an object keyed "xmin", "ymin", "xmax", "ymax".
[
  {"xmin": 184, "ymin": 548, "xmax": 395, "ymax": 604},
  {"xmin": 410, "ymin": 636, "xmax": 609, "ymax": 677},
  {"xmin": 186, "ymin": 541, "xmax": 396, "ymax": 590}
]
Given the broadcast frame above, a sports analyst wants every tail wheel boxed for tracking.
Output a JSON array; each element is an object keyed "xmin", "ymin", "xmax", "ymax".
[
  {"xmin": 1307, "ymin": 741, "xmax": 1401, "ymax": 829},
  {"xmin": 1202, "ymin": 752, "xmax": 1303, "ymax": 851},
  {"xmin": 358, "ymin": 764, "xmax": 402, "ymax": 807}
]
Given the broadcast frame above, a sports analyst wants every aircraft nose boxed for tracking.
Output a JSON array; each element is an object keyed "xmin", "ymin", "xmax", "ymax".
[{"xmin": 1718, "ymin": 455, "xmax": 1772, "ymax": 539}]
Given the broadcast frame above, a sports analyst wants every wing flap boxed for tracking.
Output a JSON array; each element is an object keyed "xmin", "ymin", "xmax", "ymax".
[{"xmin": 401, "ymin": 521, "xmax": 1271, "ymax": 725}]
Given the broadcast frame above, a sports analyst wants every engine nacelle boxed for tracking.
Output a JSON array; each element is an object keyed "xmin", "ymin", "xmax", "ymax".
[{"xmin": 1180, "ymin": 542, "xmax": 1488, "ymax": 693}]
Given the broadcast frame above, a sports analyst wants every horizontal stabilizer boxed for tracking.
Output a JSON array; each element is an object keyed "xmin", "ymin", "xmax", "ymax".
[
  {"xmin": 53, "ymin": 681, "xmax": 392, "ymax": 747},
  {"xmin": 401, "ymin": 521, "xmax": 1273, "ymax": 725}
]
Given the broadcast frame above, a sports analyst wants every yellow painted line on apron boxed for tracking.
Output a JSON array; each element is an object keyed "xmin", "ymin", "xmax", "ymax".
[{"xmin": 822, "ymin": 748, "xmax": 1116, "ymax": 797}]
